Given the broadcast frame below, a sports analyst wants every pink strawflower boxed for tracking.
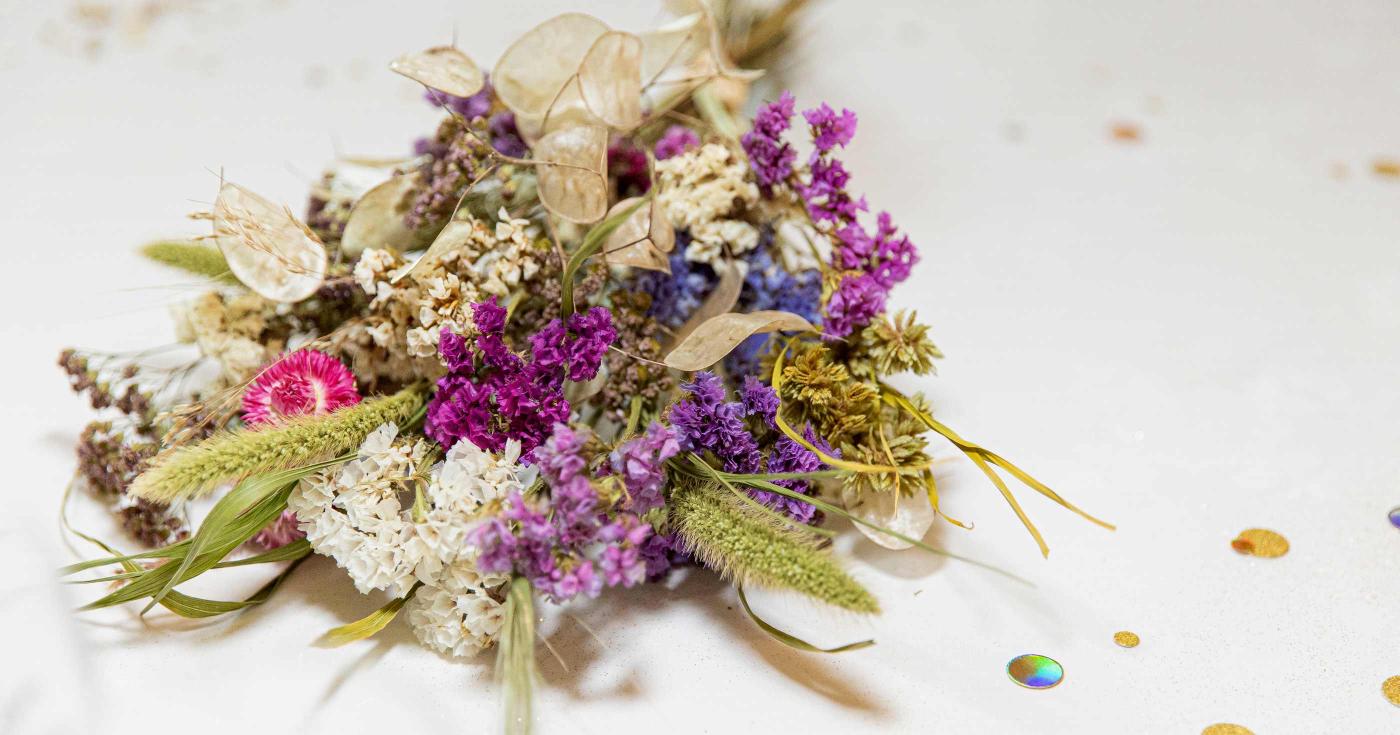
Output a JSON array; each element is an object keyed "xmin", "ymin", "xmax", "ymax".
[
  {"xmin": 242, "ymin": 349, "xmax": 361, "ymax": 550},
  {"xmin": 242, "ymin": 349, "xmax": 361, "ymax": 428}
]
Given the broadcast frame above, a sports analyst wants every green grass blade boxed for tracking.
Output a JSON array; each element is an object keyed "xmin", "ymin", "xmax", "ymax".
[
  {"xmin": 317, "ymin": 583, "xmax": 420, "ymax": 647},
  {"xmin": 737, "ymin": 586, "xmax": 875, "ymax": 653}
]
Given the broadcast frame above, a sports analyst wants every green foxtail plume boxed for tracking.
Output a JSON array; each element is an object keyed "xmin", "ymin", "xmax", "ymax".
[
  {"xmin": 140, "ymin": 240, "xmax": 239, "ymax": 284},
  {"xmin": 671, "ymin": 477, "xmax": 879, "ymax": 614},
  {"xmin": 128, "ymin": 384, "xmax": 425, "ymax": 504}
]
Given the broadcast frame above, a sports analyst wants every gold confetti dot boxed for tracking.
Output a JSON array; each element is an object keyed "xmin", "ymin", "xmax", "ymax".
[
  {"xmin": 1202, "ymin": 724, "xmax": 1254, "ymax": 735},
  {"xmin": 1109, "ymin": 121, "xmax": 1142, "ymax": 142},
  {"xmin": 1383, "ymin": 675, "xmax": 1400, "ymax": 707},
  {"xmin": 1113, "ymin": 631, "xmax": 1140, "ymax": 648},
  {"xmin": 1231, "ymin": 528, "xmax": 1288, "ymax": 558},
  {"xmin": 1374, "ymin": 158, "xmax": 1400, "ymax": 178}
]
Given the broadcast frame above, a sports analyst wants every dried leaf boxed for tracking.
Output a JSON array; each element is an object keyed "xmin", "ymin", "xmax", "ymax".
[
  {"xmin": 639, "ymin": 16, "xmax": 714, "ymax": 110},
  {"xmin": 211, "ymin": 182, "xmax": 326, "ymax": 303},
  {"xmin": 840, "ymin": 485, "xmax": 936, "ymax": 551},
  {"xmin": 397, "ymin": 218, "xmax": 476, "ymax": 283},
  {"xmin": 669, "ymin": 1, "xmax": 763, "ymax": 83},
  {"xmin": 340, "ymin": 173, "xmax": 420, "ymax": 256},
  {"xmin": 535, "ymin": 76, "xmax": 599, "ymax": 140},
  {"xmin": 601, "ymin": 196, "xmax": 673, "ymax": 272},
  {"xmin": 494, "ymin": 13, "xmax": 610, "ymax": 117},
  {"xmin": 673, "ymin": 259, "xmax": 743, "ymax": 342},
  {"xmin": 533, "ymin": 124, "xmax": 608, "ymax": 223},
  {"xmin": 578, "ymin": 31, "xmax": 643, "ymax": 129},
  {"xmin": 664, "ymin": 310, "xmax": 814, "ymax": 371},
  {"xmin": 389, "ymin": 46, "xmax": 484, "ymax": 99}
]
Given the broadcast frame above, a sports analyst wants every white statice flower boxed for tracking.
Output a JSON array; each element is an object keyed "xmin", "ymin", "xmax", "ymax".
[
  {"xmin": 340, "ymin": 209, "xmax": 543, "ymax": 367},
  {"xmin": 172, "ymin": 291, "xmax": 276, "ymax": 384},
  {"xmin": 288, "ymin": 422, "xmax": 426, "ymax": 595},
  {"xmin": 406, "ymin": 581, "xmax": 506, "ymax": 657},
  {"xmin": 290, "ymin": 425, "xmax": 525, "ymax": 652},
  {"xmin": 655, "ymin": 143, "xmax": 761, "ymax": 266},
  {"xmin": 467, "ymin": 207, "xmax": 543, "ymax": 297}
]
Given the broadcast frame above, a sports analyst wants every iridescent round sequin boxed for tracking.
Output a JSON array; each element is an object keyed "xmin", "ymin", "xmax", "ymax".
[
  {"xmin": 1388, "ymin": 506, "xmax": 1400, "ymax": 530},
  {"xmin": 1201, "ymin": 725, "xmax": 1253, "ymax": 735},
  {"xmin": 1231, "ymin": 528, "xmax": 1289, "ymax": 558},
  {"xmin": 1006, "ymin": 653, "xmax": 1063, "ymax": 689},
  {"xmin": 1113, "ymin": 631, "xmax": 1140, "ymax": 648}
]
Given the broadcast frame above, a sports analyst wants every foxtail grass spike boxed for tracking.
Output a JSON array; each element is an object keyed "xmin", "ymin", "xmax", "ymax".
[
  {"xmin": 671, "ymin": 478, "xmax": 879, "ymax": 614},
  {"xmin": 140, "ymin": 240, "xmax": 239, "ymax": 284},
  {"xmin": 128, "ymin": 384, "xmax": 425, "ymax": 504}
]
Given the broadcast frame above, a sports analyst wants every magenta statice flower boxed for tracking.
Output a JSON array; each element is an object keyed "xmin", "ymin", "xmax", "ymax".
[
  {"xmin": 803, "ymin": 102, "xmax": 858, "ymax": 152},
  {"xmin": 609, "ymin": 136, "xmax": 652, "ymax": 195},
  {"xmin": 741, "ymin": 91, "xmax": 797, "ymax": 194},
  {"xmin": 469, "ymin": 423, "xmax": 658, "ymax": 603},
  {"xmin": 426, "ymin": 299, "xmax": 614, "ymax": 459},
  {"xmin": 242, "ymin": 349, "xmax": 361, "ymax": 428},
  {"xmin": 655, "ymin": 124, "xmax": 700, "ymax": 160}
]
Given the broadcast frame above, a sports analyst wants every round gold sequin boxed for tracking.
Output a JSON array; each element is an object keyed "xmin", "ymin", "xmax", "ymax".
[
  {"xmin": 1113, "ymin": 631, "xmax": 1140, "ymax": 648},
  {"xmin": 1230, "ymin": 528, "xmax": 1289, "ymax": 558},
  {"xmin": 1201, "ymin": 724, "xmax": 1254, "ymax": 735},
  {"xmin": 1383, "ymin": 675, "xmax": 1400, "ymax": 707}
]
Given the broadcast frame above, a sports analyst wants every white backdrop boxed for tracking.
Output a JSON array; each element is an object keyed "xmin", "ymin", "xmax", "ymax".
[{"xmin": 2, "ymin": 1, "xmax": 1398, "ymax": 733}]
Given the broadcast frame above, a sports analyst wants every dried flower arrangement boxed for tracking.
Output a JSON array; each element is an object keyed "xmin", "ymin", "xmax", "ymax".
[{"xmin": 57, "ymin": 2, "xmax": 1111, "ymax": 732}]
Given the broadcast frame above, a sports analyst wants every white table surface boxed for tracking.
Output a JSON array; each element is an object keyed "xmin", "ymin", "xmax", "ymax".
[{"xmin": 3, "ymin": 1, "xmax": 1398, "ymax": 733}]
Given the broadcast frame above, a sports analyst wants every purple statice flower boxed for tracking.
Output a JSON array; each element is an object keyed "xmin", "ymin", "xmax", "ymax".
[
  {"xmin": 639, "ymin": 531, "xmax": 685, "ymax": 581},
  {"xmin": 469, "ymin": 424, "xmax": 658, "ymax": 602},
  {"xmin": 425, "ymin": 299, "xmax": 614, "ymax": 459},
  {"xmin": 655, "ymin": 125, "xmax": 700, "ymax": 160},
  {"xmin": 635, "ymin": 243, "xmax": 715, "ymax": 327},
  {"xmin": 741, "ymin": 91, "xmax": 797, "ymax": 194},
  {"xmin": 824, "ymin": 271, "xmax": 888, "ymax": 340},
  {"xmin": 803, "ymin": 103, "xmax": 858, "ymax": 153},
  {"xmin": 488, "ymin": 111, "xmax": 528, "ymax": 157},
  {"xmin": 596, "ymin": 515, "xmax": 652, "ymax": 587},
  {"xmin": 799, "ymin": 156, "xmax": 868, "ymax": 227},
  {"xmin": 740, "ymin": 91, "xmax": 922, "ymax": 338},
  {"xmin": 608, "ymin": 422, "xmax": 680, "ymax": 514},
  {"xmin": 426, "ymin": 87, "xmax": 493, "ymax": 121},
  {"xmin": 739, "ymin": 376, "xmax": 779, "ymax": 427},
  {"xmin": 751, "ymin": 425, "xmax": 837, "ymax": 523},
  {"xmin": 669, "ymin": 372, "xmax": 762, "ymax": 474},
  {"xmin": 422, "ymin": 74, "xmax": 529, "ymax": 158}
]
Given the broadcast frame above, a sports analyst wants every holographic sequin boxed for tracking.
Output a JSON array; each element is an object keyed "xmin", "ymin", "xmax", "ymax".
[
  {"xmin": 1388, "ymin": 506, "xmax": 1400, "ymax": 530},
  {"xmin": 1006, "ymin": 654, "xmax": 1063, "ymax": 689}
]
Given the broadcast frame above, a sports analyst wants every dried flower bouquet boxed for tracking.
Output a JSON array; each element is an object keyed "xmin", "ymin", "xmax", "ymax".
[{"xmin": 58, "ymin": 2, "xmax": 1109, "ymax": 732}]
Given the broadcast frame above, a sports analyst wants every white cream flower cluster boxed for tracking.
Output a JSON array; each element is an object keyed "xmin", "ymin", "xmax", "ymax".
[
  {"xmin": 655, "ymin": 143, "xmax": 761, "ymax": 266},
  {"xmin": 288, "ymin": 422, "xmax": 523, "ymax": 654},
  {"xmin": 335, "ymin": 208, "xmax": 543, "ymax": 381},
  {"xmin": 172, "ymin": 291, "xmax": 277, "ymax": 384}
]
